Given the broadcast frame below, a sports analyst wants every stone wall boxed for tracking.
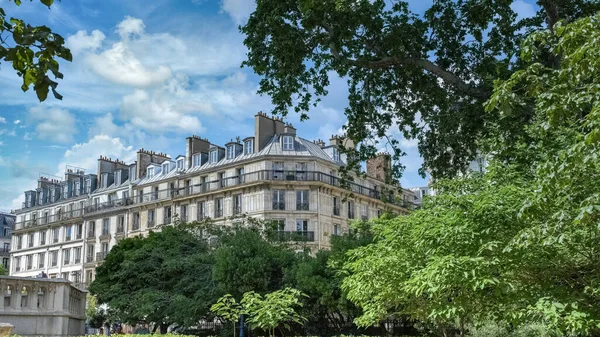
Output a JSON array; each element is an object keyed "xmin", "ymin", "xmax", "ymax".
[{"xmin": 0, "ymin": 276, "xmax": 86, "ymax": 337}]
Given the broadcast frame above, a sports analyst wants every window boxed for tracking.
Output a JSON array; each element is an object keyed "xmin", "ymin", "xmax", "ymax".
[
  {"xmin": 226, "ymin": 145, "xmax": 235, "ymax": 159},
  {"xmin": 76, "ymin": 224, "xmax": 83, "ymax": 239},
  {"xmin": 296, "ymin": 162, "xmax": 307, "ymax": 180},
  {"xmin": 102, "ymin": 219, "xmax": 110, "ymax": 235},
  {"xmin": 28, "ymin": 233, "xmax": 34, "ymax": 247},
  {"xmin": 272, "ymin": 161, "xmax": 284, "ymax": 180},
  {"xmin": 193, "ymin": 153, "xmax": 202, "ymax": 167},
  {"xmin": 296, "ymin": 191, "xmax": 309, "ymax": 210},
  {"xmin": 88, "ymin": 221, "xmax": 95, "ymax": 238},
  {"xmin": 102, "ymin": 242, "xmax": 108, "ymax": 253},
  {"xmin": 233, "ymin": 194, "xmax": 242, "ymax": 215},
  {"xmin": 38, "ymin": 252, "xmax": 45, "ymax": 268},
  {"xmin": 16, "ymin": 235, "xmax": 22, "ymax": 249},
  {"xmin": 218, "ymin": 172, "xmax": 226, "ymax": 188},
  {"xmin": 117, "ymin": 216, "xmax": 125, "ymax": 233},
  {"xmin": 87, "ymin": 245, "xmax": 95, "ymax": 262},
  {"xmin": 282, "ymin": 135, "xmax": 294, "ymax": 150},
  {"xmin": 3, "ymin": 243, "xmax": 9, "ymax": 252},
  {"xmin": 26, "ymin": 255, "xmax": 32, "ymax": 270},
  {"xmin": 332, "ymin": 148, "xmax": 340, "ymax": 162},
  {"xmin": 14, "ymin": 256, "xmax": 21, "ymax": 271},
  {"xmin": 148, "ymin": 209, "xmax": 155, "ymax": 228},
  {"xmin": 65, "ymin": 226, "xmax": 72, "ymax": 241},
  {"xmin": 53, "ymin": 228, "xmax": 60, "ymax": 243},
  {"xmin": 40, "ymin": 231, "xmax": 46, "ymax": 245},
  {"xmin": 63, "ymin": 248, "xmax": 70, "ymax": 265},
  {"xmin": 333, "ymin": 224, "xmax": 340, "ymax": 236},
  {"xmin": 273, "ymin": 190, "xmax": 285, "ymax": 210},
  {"xmin": 377, "ymin": 209, "xmax": 383, "ymax": 218},
  {"xmin": 162, "ymin": 162, "xmax": 170, "ymax": 174},
  {"xmin": 348, "ymin": 201, "xmax": 355, "ymax": 219},
  {"xmin": 51, "ymin": 251, "xmax": 58, "ymax": 267},
  {"xmin": 133, "ymin": 212, "xmax": 140, "ymax": 230},
  {"xmin": 122, "ymin": 190, "xmax": 129, "ymax": 199},
  {"xmin": 296, "ymin": 219, "xmax": 308, "ymax": 231},
  {"xmin": 215, "ymin": 198, "xmax": 224, "ymax": 218},
  {"xmin": 237, "ymin": 168, "xmax": 245, "ymax": 184},
  {"xmin": 244, "ymin": 139, "xmax": 253, "ymax": 155},
  {"xmin": 74, "ymin": 247, "xmax": 81, "ymax": 263},
  {"xmin": 180, "ymin": 205, "xmax": 188, "ymax": 222},
  {"xmin": 177, "ymin": 158, "xmax": 185, "ymax": 170},
  {"xmin": 2, "ymin": 258, "xmax": 8, "ymax": 269},
  {"xmin": 361, "ymin": 204, "xmax": 368, "ymax": 220},
  {"xmin": 3, "ymin": 227, "xmax": 9, "ymax": 237},
  {"xmin": 197, "ymin": 201, "xmax": 207, "ymax": 220},
  {"xmin": 274, "ymin": 219, "xmax": 285, "ymax": 231},
  {"xmin": 333, "ymin": 197, "xmax": 340, "ymax": 216},
  {"xmin": 147, "ymin": 167, "xmax": 155, "ymax": 178},
  {"xmin": 164, "ymin": 206, "xmax": 172, "ymax": 224},
  {"xmin": 210, "ymin": 150, "xmax": 218, "ymax": 163}
]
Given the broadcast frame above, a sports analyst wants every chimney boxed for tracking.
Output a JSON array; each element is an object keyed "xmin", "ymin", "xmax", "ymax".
[
  {"xmin": 315, "ymin": 139, "xmax": 325, "ymax": 148},
  {"xmin": 283, "ymin": 123, "xmax": 296, "ymax": 135},
  {"xmin": 136, "ymin": 149, "xmax": 171, "ymax": 179},
  {"xmin": 254, "ymin": 111, "xmax": 285, "ymax": 152},
  {"xmin": 367, "ymin": 152, "xmax": 392, "ymax": 182},
  {"xmin": 186, "ymin": 135, "xmax": 211, "ymax": 168}
]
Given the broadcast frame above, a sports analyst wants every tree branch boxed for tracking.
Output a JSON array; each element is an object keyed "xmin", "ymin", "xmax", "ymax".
[{"xmin": 539, "ymin": 0, "xmax": 560, "ymax": 30}]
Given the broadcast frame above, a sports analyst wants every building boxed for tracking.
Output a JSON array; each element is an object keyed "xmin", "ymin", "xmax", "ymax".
[
  {"xmin": 0, "ymin": 275, "xmax": 86, "ymax": 337},
  {"xmin": 10, "ymin": 112, "xmax": 416, "ymax": 287},
  {"xmin": 1, "ymin": 212, "xmax": 15, "ymax": 271}
]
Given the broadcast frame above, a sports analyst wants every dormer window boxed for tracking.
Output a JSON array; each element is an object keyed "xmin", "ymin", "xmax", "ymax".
[
  {"xmin": 162, "ymin": 163, "xmax": 170, "ymax": 174},
  {"xmin": 193, "ymin": 153, "xmax": 201, "ymax": 167},
  {"xmin": 177, "ymin": 158, "xmax": 184, "ymax": 170},
  {"xmin": 244, "ymin": 139, "xmax": 253, "ymax": 155},
  {"xmin": 210, "ymin": 150, "xmax": 218, "ymax": 163},
  {"xmin": 333, "ymin": 148, "xmax": 340, "ymax": 162},
  {"xmin": 282, "ymin": 136, "xmax": 294, "ymax": 151},
  {"xmin": 147, "ymin": 167, "xmax": 155, "ymax": 178},
  {"xmin": 226, "ymin": 145, "xmax": 235, "ymax": 160}
]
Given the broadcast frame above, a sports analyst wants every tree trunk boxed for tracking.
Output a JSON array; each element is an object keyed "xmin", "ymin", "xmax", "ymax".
[{"xmin": 160, "ymin": 323, "xmax": 168, "ymax": 334}]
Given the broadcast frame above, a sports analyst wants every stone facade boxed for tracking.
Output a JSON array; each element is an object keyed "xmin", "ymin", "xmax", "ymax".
[
  {"xmin": 366, "ymin": 153, "xmax": 391, "ymax": 182},
  {"xmin": 0, "ymin": 212, "xmax": 15, "ymax": 272},
  {"xmin": 0, "ymin": 276, "xmax": 86, "ymax": 337}
]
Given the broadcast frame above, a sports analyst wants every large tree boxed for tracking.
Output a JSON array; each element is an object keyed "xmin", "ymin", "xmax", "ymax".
[
  {"xmin": 241, "ymin": 0, "xmax": 599, "ymax": 179},
  {"xmin": 340, "ymin": 12, "xmax": 600, "ymax": 336},
  {"xmin": 0, "ymin": 0, "xmax": 71, "ymax": 101}
]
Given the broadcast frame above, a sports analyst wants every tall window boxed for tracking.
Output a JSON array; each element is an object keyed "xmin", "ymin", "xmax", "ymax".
[
  {"xmin": 28, "ymin": 233, "xmax": 34, "ymax": 247},
  {"xmin": 296, "ymin": 219, "xmax": 308, "ymax": 231},
  {"xmin": 117, "ymin": 216, "xmax": 125, "ymax": 233},
  {"xmin": 273, "ymin": 190, "xmax": 285, "ymax": 210},
  {"xmin": 361, "ymin": 204, "xmax": 368, "ymax": 220},
  {"xmin": 180, "ymin": 205, "xmax": 188, "ymax": 222},
  {"xmin": 296, "ymin": 162, "xmax": 307, "ymax": 180},
  {"xmin": 282, "ymin": 135, "xmax": 294, "ymax": 150},
  {"xmin": 274, "ymin": 219, "xmax": 285, "ymax": 231},
  {"xmin": 177, "ymin": 158, "xmax": 185, "ymax": 170},
  {"xmin": 3, "ymin": 227, "xmax": 9, "ymax": 237},
  {"xmin": 164, "ymin": 206, "xmax": 172, "ymax": 224},
  {"xmin": 38, "ymin": 252, "xmax": 45, "ymax": 268},
  {"xmin": 226, "ymin": 145, "xmax": 235, "ymax": 159},
  {"xmin": 133, "ymin": 212, "xmax": 140, "ymax": 230},
  {"xmin": 332, "ymin": 148, "xmax": 340, "ymax": 162},
  {"xmin": 87, "ymin": 244, "xmax": 95, "ymax": 262},
  {"xmin": 215, "ymin": 198, "xmax": 224, "ymax": 218},
  {"xmin": 333, "ymin": 197, "xmax": 340, "ymax": 216},
  {"xmin": 102, "ymin": 218, "xmax": 110, "ymax": 235},
  {"xmin": 40, "ymin": 231, "xmax": 46, "ymax": 245},
  {"xmin": 197, "ymin": 201, "xmax": 206, "ymax": 220},
  {"xmin": 148, "ymin": 209, "xmax": 155, "ymax": 228},
  {"xmin": 233, "ymin": 194, "xmax": 242, "ymax": 215},
  {"xmin": 14, "ymin": 256, "xmax": 21, "ymax": 271},
  {"xmin": 244, "ymin": 139, "xmax": 253, "ymax": 154},
  {"xmin": 210, "ymin": 150, "xmax": 218, "ymax": 163},
  {"xmin": 65, "ymin": 225, "xmax": 72, "ymax": 241},
  {"xmin": 333, "ymin": 224, "xmax": 340, "ymax": 236},
  {"xmin": 272, "ymin": 161, "xmax": 284, "ymax": 180},
  {"xmin": 26, "ymin": 255, "xmax": 32, "ymax": 270},
  {"xmin": 74, "ymin": 247, "xmax": 81, "ymax": 263},
  {"xmin": 63, "ymin": 248, "xmax": 70, "ymax": 265},
  {"xmin": 296, "ymin": 191, "xmax": 309, "ymax": 210},
  {"xmin": 16, "ymin": 235, "xmax": 22, "ymax": 249},
  {"xmin": 348, "ymin": 201, "xmax": 355, "ymax": 219},
  {"xmin": 53, "ymin": 228, "xmax": 60, "ymax": 243},
  {"xmin": 88, "ymin": 221, "xmax": 95, "ymax": 238},
  {"xmin": 193, "ymin": 153, "xmax": 202, "ymax": 167},
  {"xmin": 162, "ymin": 162, "xmax": 170, "ymax": 174},
  {"xmin": 77, "ymin": 224, "xmax": 83, "ymax": 239},
  {"xmin": 51, "ymin": 251, "xmax": 58, "ymax": 267},
  {"xmin": 147, "ymin": 167, "xmax": 155, "ymax": 178}
]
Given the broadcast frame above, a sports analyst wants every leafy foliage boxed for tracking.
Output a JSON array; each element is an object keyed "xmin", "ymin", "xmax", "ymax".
[
  {"xmin": 241, "ymin": 0, "xmax": 600, "ymax": 180},
  {"xmin": 0, "ymin": 264, "xmax": 8, "ymax": 275},
  {"xmin": 340, "ymin": 12, "xmax": 600, "ymax": 336},
  {"xmin": 0, "ymin": 0, "xmax": 72, "ymax": 101}
]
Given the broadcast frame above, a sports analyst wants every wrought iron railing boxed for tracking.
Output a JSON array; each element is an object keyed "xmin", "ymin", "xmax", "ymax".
[
  {"xmin": 273, "ymin": 202, "xmax": 285, "ymax": 210},
  {"xmin": 274, "ymin": 231, "xmax": 315, "ymax": 242},
  {"xmin": 296, "ymin": 202, "xmax": 309, "ymax": 211},
  {"xmin": 96, "ymin": 251, "xmax": 108, "ymax": 262}
]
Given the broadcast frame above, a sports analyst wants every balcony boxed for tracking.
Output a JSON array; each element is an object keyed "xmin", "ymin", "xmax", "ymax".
[
  {"xmin": 163, "ymin": 217, "xmax": 171, "ymax": 225},
  {"xmin": 197, "ymin": 213, "xmax": 206, "ymax": 221},
  {"xmin": 87, "ymin": 231, "xmax": 95, "ymax": 239},
  {"xmin": 96, "ymin": 251, "xmax": 108, "ymax": 262},
  {"xmin": 51, "ymin": 261, "xmax": 57, "ymax": 267},
  {"xmin": 26, "ymin": 264, "xmax": 32, "ymax": 270},
  {"xmin": 272, "ymin": 202, "xmax": 285, "ymax": 210},
  {"xmin": 85, "ymin": 197, "xmax": 133, "ymax": 215},
  {"xmin": 76, "ymin": 233, "xmax": 82, "ymax": 239},
  {"xmin": 38, "ymin": 263, "xmax": 44, "ymax": 269},
  {"xmin": 132, "ymin": 221, "xmax": 140, "ymax": 231},
  {"xmin": 65, "ymin": 235, "xmax": 71, "ymax": 242},
  {"xmin": 147, "ymin": 220, "xmax": 155, "ymax": 228},
  {"xmin": 233, "ymin": 206, "xmax": 242, "ymax": 215},
  {"xmin": 28, "ymin": 242, "xmax": 33, "ymax": 248},
  {"xmin": 296, "ymin": 203, "xmax": 309, "ymax": 211},
  {"xmin": 274, "ymin": 231, "xmax": 315, "ymax": 242},
  {"xmin": 16, "ymin": 210, "xmax": 84, "ymax": 230},
  {"xmin": 75, "ymin": 257, "xmax": 81, "ymax": 264},
  {"xmin": 86, "ymin": 255, "xmax": 94, "ymax": 263},
  {"xmin": 116, "ymin": 225, "xmax": 124, "ymax": 234},
  {"xmin": 214, "ymin": 209, "xmax": 223, "ymax": 218},
  {"xmin": 40, "ymin": 240, "xmax": 46, "ymax": 246},
  {"xmin": 0, "ymin": 248, "xmax": 10, "ymax": 256},
  {"xmin": 53, "ymin": 237, "xmax": 59, "ymax": 243},
  {"xmin": 100, "ymin": 230, "xmax": 110, "ymax": 240}
]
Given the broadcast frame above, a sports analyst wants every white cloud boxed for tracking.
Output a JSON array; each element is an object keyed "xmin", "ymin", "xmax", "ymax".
[
  {"xmin": 116, "ymin": 16, "xmax": 145, "ymax": 39},
  {"xmin": 511, "ymin": 0, "xmax": 536, "ymax": 21},
  {"xmin": 120, "ymin": 74, "xmax": 210, "ymax": 133},
  {"xmin": 59, "ymin": 134, "xmax": 136, "ymax": 175},
  {"xmin": 14, "ymin": 119, "xmax": 21, "ymax": 124},
  {"xmin": 28, "ymin": 106, "xmax": 77, "ymax": 143},
  {"xmin": 23, "ymin": 132, "xmax": 32, "ymax": 141},
  {"xmin": 221, "ymin": 0, "xmax": 256, "ymax": 25},
  {"xmin": 0, "ymin": 117, "xmax": 6, "ymax": 124},
  {"xmin": 66, "ymin": 29, "xmax": 106, "ymax": 56}
]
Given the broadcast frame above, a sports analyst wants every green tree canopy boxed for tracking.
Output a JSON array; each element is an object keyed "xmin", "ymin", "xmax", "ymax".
[
  {"xmin": 0, "ymin": 0, "xmax": 72, "ymax": 101},
  {"xmin": 241, "ymin": 0, "xmax": 599, "ymax": 180},
  {"xmin": 340, "ymin": 12, "xmax": 600, "ymax": 336}
]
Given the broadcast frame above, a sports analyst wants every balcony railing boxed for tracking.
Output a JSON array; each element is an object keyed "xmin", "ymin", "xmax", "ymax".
[
  {"xmin": 272, "ymin": 202, "xmax": 285, "ymax": 210},
  {"xmin": 333, "ymin": 206, "xmax": 340, "ymax": 216},
  {"xmin": 75, "ymin": 257, "xmax": 81, "ymax": 264},
  {"xmin": 87, "ymin": 231, "xmax": 95, "ymax": 238},
  {"xmin": 17, "ymin": 244, "xmax": 22, "ymax": 250},
  {"xmin": 296, "ymin": 203, "xmax": 309, "ymax": 211},
  {"xmin": 51, "ymin": 261, "xmax": 57, "ymax": 267},
  {"xmin": 40, "ymin": 240, "xmax": 45, "ymax": 245},
  {"xmin": 38, "ymin": 263, "xmax": 44, "ymax": 268},
  {"xmin": 197, "ymin": 212, "xmax": 206, "ymax": 221},
  {"xmin": 163, "ymin": 217, "xmax": 171, "ymax": 225},
  {"xmin": 274, "ymin": 231, "xmax": 315, "ymax": 242},
  {"xmin": 214, "ymin": 209, "xmax": 223, "ymax": 218},
  {"xmin": 147, "ymin": 220, "xmax": 155, "ymax": 228},
  {"xmin": 132, "ymin": 221, "xmax": 140, "ymax": 231},
  {"xmin": 233, "ymin": 206, "xmax": 242, "ymax": 215},
  {"xmin": 85, "ymin": 197, "xmax": 133, "ymax": 215},
  {"xmin": 26, "ymin": 264, "xmax": 32, "ymax": 270},
  {"xmin": 96, "ymin": 251, "xmax": 108, "ymax": 262},
  {"xmin": 76, "ymin": 233, "xmax": 82, "ymax": 239},
  {"xmin": 15, "ymin": 209, "xmax": 84, "ymax": 230},
  {"xmin": 86, "ymin": 255, "xmax": 94, "ymax": 263},
  {"xmin": 116, "ymin": 225, "xmax": 124, "ymax": 234},
  {"xmin": 65, "ymin": 235, "xmax": 71, "ymax": 242},
  {"xmin": 53, "ymin": 237, "xmax": 59, "ymax": 243}
]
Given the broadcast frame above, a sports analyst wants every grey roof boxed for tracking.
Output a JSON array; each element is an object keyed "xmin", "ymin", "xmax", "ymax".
[
  {"xmin": 92, "ymin": 179, "xmax": 130, "ymax": 194},
  {"xmin": 135, "ymin": 135, "xmax": 341, "ymax": 186}
]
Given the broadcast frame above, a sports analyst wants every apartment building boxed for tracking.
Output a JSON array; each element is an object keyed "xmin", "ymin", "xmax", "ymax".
[
  {"xmin": 0, "ymin": 211, "xmax": 15, "ymax": 271},
  {"xmin": 10, "ymin": 112, "xmax": 416, "ymax": 287}
]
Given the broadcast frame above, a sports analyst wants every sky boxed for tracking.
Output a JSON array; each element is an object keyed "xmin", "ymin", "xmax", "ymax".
[{"xmin": 0, "ymin": 0, "xmax": 538, "ymax": 211}]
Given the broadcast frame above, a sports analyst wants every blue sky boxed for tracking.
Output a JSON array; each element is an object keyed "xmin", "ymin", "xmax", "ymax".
[{"xmin": 0, "ymin": 0, "xmax": 537, "ymax": 211}]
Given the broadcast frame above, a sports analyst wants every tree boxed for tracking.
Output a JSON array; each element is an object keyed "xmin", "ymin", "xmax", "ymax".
[
  {"xmin": 89, "ymin": 225, "xmax": 217, "ymax": 331},
  {"xmin": 0, "ymin": 0, "xmax": 72, "ymax": 101},
  {"xmin": 0, "ymin": 264, "xmax": 8, "ymax": 275},
  {"xmin": 210, "ymin": 294, "xmax": 243, "ymax": 337},
  {"xmin": 241, "ymin": 0, "xmax": 600, "ymax": 180},
  {"xmin": 340, "ymin": 12, "xmax": 600, "ymax": 336}
]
